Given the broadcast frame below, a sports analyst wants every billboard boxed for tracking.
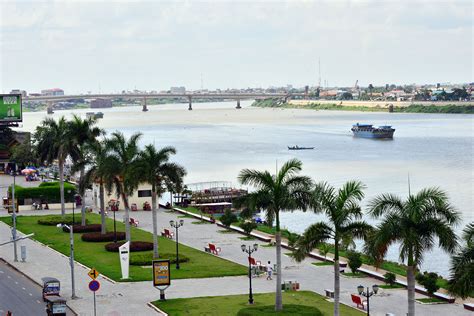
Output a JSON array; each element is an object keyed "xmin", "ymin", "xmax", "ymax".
[
  {"xmin": 153, "ymin": 260, "xmax": 170, "ymax": 286},
  {"xmin": 0, "ymin": 94, "xmax": 22, "ymax": 123}
]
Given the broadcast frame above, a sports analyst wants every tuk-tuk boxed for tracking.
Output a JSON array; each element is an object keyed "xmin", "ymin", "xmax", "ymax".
[
  {"xmin": 42, "ymin": 277, "xmax": 60, "ymax": 301},
  {"xmin": 45, "ymin": 296, "xmax": 67, "ymax": 316}
]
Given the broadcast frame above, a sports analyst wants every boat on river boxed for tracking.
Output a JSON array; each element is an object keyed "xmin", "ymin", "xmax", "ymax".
[
  {"xmin": 351, "ymin": 123, "xmax": 395, "ymax": 139},
  {"xmin": 288, "ymin": 145, "xmax": 315, "ymax": 150}
]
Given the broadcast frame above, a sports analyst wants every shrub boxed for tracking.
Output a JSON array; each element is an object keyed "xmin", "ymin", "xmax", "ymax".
[
  {"xmin": 130, "ymin": 252, "xmax": 189, "ymax": 266},
  {"xmin": 384, "ymin": 272, "xmax": 397, "ymax": 286},
  {"xmin": 239, "ymin": 208, "xmax": 254, "ymax": 220},
  {"xmin": 105, "ymin": 241, "xmax": 154, "ymax": 252},
  {"xmin": 220, "ymin": 209, "xmax": 238, "ymax": 227},
  {"xmin": 319, "ymin": 244, "xmax": 331, "ymax": 259},
  {"xmin": 12, "ymin": 182, "xmax": 76, "ymax": 203},
  {"xmin": 81, "ymin": 232, "xmax": 126, "ymax": 242},
  {"xmin": 347, "ymin": 251, "xmax": 363, "ymax": 274},
  {"xmin": 63, "ymin": 224, "xmax": 101, "ymax": 233},
  {"xmin": 416, "ymin": 271, "xmax": 440, "ymax": 295},
  {"xmin": 37, "ymin": 215, "xmax": 86, "ymax": 226},
  {"xmin": 239, "ymin": 221, "xmax": 257, "ymax": 235}
]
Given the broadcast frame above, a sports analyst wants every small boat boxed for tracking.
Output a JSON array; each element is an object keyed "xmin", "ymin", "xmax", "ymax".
[
  {"xmin": 86, "ymin": 112, "xmax": 104, "ymax": 119},
  {"xmin": 351, "ymin": 123, "xmax": 395, "ymax": 139},
  {"xmin": 288, "ymin": 145, "xmax": 315, "ymax": 150}
]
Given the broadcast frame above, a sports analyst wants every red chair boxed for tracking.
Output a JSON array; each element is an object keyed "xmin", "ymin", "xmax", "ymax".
[
  {"xmin": 351, "ymin": 294, "xmax": 366, "ymax": 310},
  {"xmin": 209, "ymin": 243, "xmax": 222, "ymax": 255},
  {"xmin": 162, "ymin": 229, "xmax": 174, "ymax": 239},
  {"xmin": 129, "ymin": 218, "xmax": 139, "ymax": 227}
]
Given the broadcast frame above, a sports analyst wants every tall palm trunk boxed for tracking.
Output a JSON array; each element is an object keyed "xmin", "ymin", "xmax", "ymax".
[
  {"xmin": 407, "ymin": 255, "xmax": 416, "ymax": 316},
  {"xmin": 59, "ymin": 160, "xmax": 65, "ymax": 217},
  {"xmin": 99, "ymin": 182, "xmax": 106, "ymax": 234},
  {"xmin": 333, "ymin": 240, "xmax": 340, "ymax": 316},
  {"xmin": 275, "ymin": 213, "xmax": 283, "ymax": 311},
  {"xmin": 80, "ymin": 167, "xmax": 86, "ymax": 226},
  {"xmin": 122, "ymin": 193, "xmax": 131, "ymax": 242},
  {"xmin": 151, "ymin": 185, "xmax": 159, "ymax": 259}
]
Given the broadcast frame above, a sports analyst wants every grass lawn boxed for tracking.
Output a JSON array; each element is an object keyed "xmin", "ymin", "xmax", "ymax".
[
  {"xmin": 341, "ymin": 272, "xmax": 366, "ymax": 278},
  {"xmin": 0, "ymin": 214, "xmax": 246, "ymax": 282},
  {"xmin": 379, "ymin": 284, "xmax": 404, "ymax": 289},
  {"xmin": 416, "ymin": 297, "xmax": 446, "ymax": 304},
  {"xmin": 153, "ymin": 291, "xmax": 364, "ymax": 316},
  {"xmin": 312, "ymin": 261, "xmax": 333, "ymax": 266}
]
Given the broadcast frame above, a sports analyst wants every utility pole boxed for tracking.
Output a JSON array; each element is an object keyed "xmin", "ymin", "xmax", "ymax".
[
  {"xmin": 318, "ymin": 58, "xmax": 321, "ymax": 88},
  {"xmin": 12, "ymin": 180, "xmax": 18, "ymax": 262}
]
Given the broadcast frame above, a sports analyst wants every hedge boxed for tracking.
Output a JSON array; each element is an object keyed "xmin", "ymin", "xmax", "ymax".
[
  {"xmin": 12, "ymin": 182, "xmax": 76, "ymax": 203},
  {"xmin": 37, "ymin": 215, "xmax": 86, "ymax": 226},
  {"xmin": 81, "ymin": 232, "xmax": 126, "ymax": 242},
  {"xmin": 105, "ymin": 241, "xmax": 154, "ymax": 252},
  {"xmin": 62, "ymin": 224, "xmax": 101, "ymax": 233},
  {"xmin": 130, "ymin": 252, "xmax": 189, "ymax": 266}
]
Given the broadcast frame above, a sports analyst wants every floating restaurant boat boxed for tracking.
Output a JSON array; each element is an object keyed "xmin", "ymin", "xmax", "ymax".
[
  {"xmin": 351, "ymin": 123, "xmax": 395, "ymax": 139},
  {"xmin": 288, "ymin": 145, "xmax": 315, "ymax": 150}
]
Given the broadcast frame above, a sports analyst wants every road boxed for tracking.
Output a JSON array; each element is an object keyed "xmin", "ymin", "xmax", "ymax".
[{"xmin": 0, "ymin": 260, "xmax": 74, "ymax": 315}]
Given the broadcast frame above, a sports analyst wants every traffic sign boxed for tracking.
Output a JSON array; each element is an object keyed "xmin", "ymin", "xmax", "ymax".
[
  {"xmin": 89, "ymin": 280, "xmax": 100, "ymax": 292},
  {"xmin": 88, "ymin": 268, "xmax": 99, "ymax": 280}
]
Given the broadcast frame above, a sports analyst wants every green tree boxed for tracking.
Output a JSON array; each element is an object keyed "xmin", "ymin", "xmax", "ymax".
[
  {"xmin": 318, "ymin": 243, "xmax": 331, "ymax": 259},
  {"xmin": 449, "ymin": 222, "xmax": 474, "ymax": 298},
  {"xmin": 368, "ymin": 187, "xmax": 459, "ymax": 316},
  {"xmin": 35, "ymin": 117, "xmax": 79, "ymax": 217},
  {"xmin": 239, "ymin": 221, "xmax": 257, "ymax": 235},
  {"xmin": 137, "ymin": 144, "xmax": 186, "ymax": 258},
  {"xmin": 347, "ymin": 251, "xmax": 363, "ymax": 274},
  {"xmin": 238, "ymin": 158, "xmax": 312, "ymax": 311},
  {"xmin": 384, "ymin": 272, "xmax": 396, "ymax": 286},
  {"xmin": 105, "ymin": 132, "xmax": 142, "ymax": 242},
  {"xmin": 69, "ymin": 114, "xmax": 102, "ymax": 226},
  {"xmin": 9, "ymin": 134, "xmax": 38, "ymax": 166},
  {"xmin": 416, "ymin": 272, "xmax": 440, "ymax": 295},
  {"xmin": 292, "ymin": 181, "xmax": 371, "ymax": 316},
  {"xmin": 220, "ymin": 209, "xmax": 238, "ymax": 227}
]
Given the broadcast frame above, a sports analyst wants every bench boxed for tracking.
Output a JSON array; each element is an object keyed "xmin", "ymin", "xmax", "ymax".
[
  {"xmin": 208, "ymin": 243, "xmax": 221, "ymax": 255},
  {"xmin": 129, "ymin": 218, "xmax": 139, "ymax": 227},
  {"xmin": 325, "ymin": 289, "xmax": 334, "ymax": 298},
  {"xmin": 464, "ymin": 303, "xmax": 474, "ymax": 311},
  {"xmin": 161, "ymin": 229, "xmax": 174, "ymax": 239},
  {"xmin": 351, "ymin": 294, "xmax": 366, "ymax": 310}
]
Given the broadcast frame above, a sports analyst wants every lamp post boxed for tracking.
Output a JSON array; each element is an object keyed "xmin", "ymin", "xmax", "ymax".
[
  {"xmin": 67, "ymin": 190, "xmax": 74, "ymax": 223},
  {"xmin": 357, "ymin": 284, "xmax": 379, "ymax": 316},
  {"xmin": 10, "ymin": 163, "xmax": 18, "ymax": 262},
  {"xmin": 57, "ymin": 223, "xmax": 76, "ymax": 299},
  {"xmin": 169, "ymin": 219, "xmax": 184, "ymax": 269},
  {"xmin": 241, "ymin": 243, "xmax": 258, "ymax": 304}
]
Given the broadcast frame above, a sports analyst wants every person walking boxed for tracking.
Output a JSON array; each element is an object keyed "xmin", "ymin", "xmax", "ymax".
[{"xmin": 266, "ymin": 261, "xmax": 273, "ymax": 280}]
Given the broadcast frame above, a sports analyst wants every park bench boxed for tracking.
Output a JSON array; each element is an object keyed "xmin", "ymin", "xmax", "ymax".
[
  {"xmin": 129, "ymin": 218, "xmax": 139, "ymax": 227},
  {"xmin": 325, "ymin": 289, "xmax": 334, "ymax": 298},
  {"xmin": 161, "ymin": 229, "xmax": 174, "ymax": 239},
  {"xmin": 464, "ymin": 303, "xmax": 474, "ymax": 311},
  {"xmin": 351, "ymin": 294, "xmax": 366, "ymax": 310},
  {"xmin": 205, "ymin": 243, "xmax": 221, "ymax": 255}
]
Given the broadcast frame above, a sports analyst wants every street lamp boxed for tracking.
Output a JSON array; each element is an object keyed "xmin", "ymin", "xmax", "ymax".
[
  {"xmin": 169, "ymin": 219, "xmax": 184, "ymax": 269},
  {"xmin": 357, "ymin": 284, "xmax": 379, "ymax": 316},
  {"xmin": 241, "ymin": 243, "xmax": 258, "ymax": 304},
  {"xmin": 10, "ymin": 163, "xmax": 18, "ymax": 262},
  {"xmin": 57, "ymin": 223, "xmax": 76, "ymax": 299},
  {"xmin": 67, "ymin": 190, "xmax": 74, "ymax": 223}
]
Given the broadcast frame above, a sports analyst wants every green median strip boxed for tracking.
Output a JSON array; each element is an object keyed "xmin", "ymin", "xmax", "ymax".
[
  {"xmin": 152, "ymin": 291, "xmax": 364, "ymax": 316},
  {"xmin": 0, "ymin": 214, "xmax": 247, "ymax": 282}
]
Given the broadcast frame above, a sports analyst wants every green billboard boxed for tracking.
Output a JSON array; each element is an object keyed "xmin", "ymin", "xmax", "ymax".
[{"xmin": 0, "ymin": 94, "xmax": 22, "ymax": 123}]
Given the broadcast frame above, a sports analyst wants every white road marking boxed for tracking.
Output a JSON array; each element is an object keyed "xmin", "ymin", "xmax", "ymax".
[
  {"xmin": 15, "ymin": 281, "xmax": 18, "ymax": 284},
  {"xmin": 22, "ymin": 287, "xmax": 26, "ymax": 290},
  {"xmin": 36, "ymin": 300, "xmax": 41, "ymax": 304},
  {"xmin": 29, "ymin": 293, "xmax": 33, "ymax": 296},
  {"xmin": 0, "ymin": 270, "xmax": 4, "ymax": 273},
  {"xmin": 7, "ymin": 275, "xmax": 11, "ymax": 278}
]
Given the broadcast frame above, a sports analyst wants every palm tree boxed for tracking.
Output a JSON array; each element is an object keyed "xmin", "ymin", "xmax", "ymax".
[
  {"xmin": 137, "ymin": 144, "xmax": 186, "ymax": 259},
  {"xmin": 368, "ymin": 188, "xmax": 460, "ymax": 316},
  {"xmin": 448, "ymin": 222, "xmax": 473, "ymax": 298},
  {"xmin": 69, "ymin": 114, "xmax": 102, "ymax": 226},
  {"xmin": 238, "ymin": 158, "xmax": 312, "ymax": 311},
  {"xmin": 292, "ymin": 181, "xmax": 371, "ymax": 316},
  {"xmin": 80, "ymin": 141, "xmax": 111, "ymax": 234},
  {"xmin": 105, "ymin": 132, "xmax": 142, "ymax": 242},
  {"xmin": 35, "ymin": 117, "xmax": 78, "ymax": 217}
]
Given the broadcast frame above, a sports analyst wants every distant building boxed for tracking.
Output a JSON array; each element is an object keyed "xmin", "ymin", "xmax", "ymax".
[
  {"xmin": 170, "ymin": 86, "xmax": 186, "ymax": 94},
  {"xmin": 41, "ymin": 88, "xmax": 64, "ymax": 96},
  {"xmin": 90, "ymin": 98, "xmax": 112, "ymax": 108},
  {"xmin": 9, "ymin": 89, "xmax": 27, "ymax": 97}
]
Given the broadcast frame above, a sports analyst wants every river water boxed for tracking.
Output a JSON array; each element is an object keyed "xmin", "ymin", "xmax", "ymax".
[{"xmin": 20, "ymin": 101, "xmax": 473, "ymax": 276}]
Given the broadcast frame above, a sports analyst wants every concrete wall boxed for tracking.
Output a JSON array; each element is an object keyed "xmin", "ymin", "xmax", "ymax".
[{"xmin": 92, "ymin": 183, "xmax": 156, "ymax": 211}]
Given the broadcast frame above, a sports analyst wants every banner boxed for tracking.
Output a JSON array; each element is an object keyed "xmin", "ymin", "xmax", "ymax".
[
  {"xmin": 0, "ymin": 94, "xmax": 22, "ymax": 122},
  {"xmin": 119, "ymin": 241, "xmax": 130, "ymax": 279},
  {"xmin": 153, "ymin": 260, "xmax": 171, "ymax": 286}
]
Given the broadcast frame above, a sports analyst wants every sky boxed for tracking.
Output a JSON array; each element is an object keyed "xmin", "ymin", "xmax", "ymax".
[{"xmin": 0, "ymin": 0, "xmax": 472, "ymax": 94}]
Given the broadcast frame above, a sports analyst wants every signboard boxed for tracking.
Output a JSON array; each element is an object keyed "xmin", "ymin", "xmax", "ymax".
[
  {"xmin": 88, "ymin": 268, "xmax": 99, "ymax": 280},
  {"xmin": 119, "ymin": 241, "xmax": 130, "ymax": 279},
  {"xmin": 0, "ymin": 94, "xmax": 22, "ymax": 122},
  {"xmin": 88, "ymin": 280, "xmax": 100, "ymax": 292},
  {"xmin": 153, "ymin": 260, "xmax": 171, "ymax": 286}
]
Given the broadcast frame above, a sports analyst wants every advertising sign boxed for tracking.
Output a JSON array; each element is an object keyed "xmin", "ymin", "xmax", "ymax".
[
  {"xmin": 153, "ymin": 260, "xmax": 171, "ymax": 286},
  {"xmin": 119, "ymin": 241, "xmax": 130, "ymax": 279},
  {"xmin": 0, "ymin": 94, "xmax": 22, "ymax": 122}
]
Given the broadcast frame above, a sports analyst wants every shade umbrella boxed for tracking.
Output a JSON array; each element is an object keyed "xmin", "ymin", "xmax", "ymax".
[{"xmin": 21, "ymin": 168, "xmax": 36, "ymax": 175}]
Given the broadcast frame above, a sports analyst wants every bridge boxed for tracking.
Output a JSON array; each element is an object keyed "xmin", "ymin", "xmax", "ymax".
[{"xmin": 24, "ymin": 92, "xmax": 306, "ymax": 111}]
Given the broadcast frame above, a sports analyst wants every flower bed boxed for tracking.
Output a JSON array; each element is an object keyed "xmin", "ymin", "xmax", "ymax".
[
  {"xmin": 81, "ymin": 231, "xmax": 126, "ymax": 242},
  {"xmin": 105, "ymin": 241, "xmax": 154, "ymax": 252}
]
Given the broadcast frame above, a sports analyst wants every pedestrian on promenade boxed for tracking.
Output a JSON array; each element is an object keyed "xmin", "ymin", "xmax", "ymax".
[{"xmin": 266, "ymin": 261, "xmax": 273, "ymax": 280}]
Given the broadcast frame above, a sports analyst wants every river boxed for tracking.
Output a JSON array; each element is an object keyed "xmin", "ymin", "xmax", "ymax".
[{"xmin": 20, "ymin": 101, "xmax": 473, "ymax": 276}]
